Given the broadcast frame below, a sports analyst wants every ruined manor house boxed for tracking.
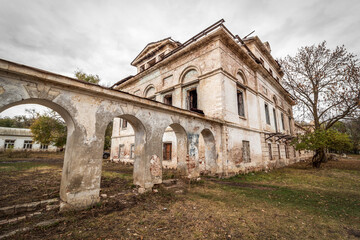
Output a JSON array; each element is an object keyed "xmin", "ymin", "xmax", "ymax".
[
  {"xmin": 111, "ymin": 20, "xmax": 308, "ymax": 174},
  {"xmin": 0, "ymin": 20, "xmax": 309, "ymax": 209}
]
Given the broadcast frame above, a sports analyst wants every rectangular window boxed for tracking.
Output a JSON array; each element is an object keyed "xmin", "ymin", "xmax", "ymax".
[
  {"xmin": 164, "ymin": 94, "xmax": 173, "ymax": 106},
  {"xmin": 4, "ymin": 140, "xmax": 15, "ymax": 149},
  {"xmin": 242, "ymin": 140, "xmax": 251, "ymax": 163},
  {"xmin": 277, "ymin": 144, "xmax": 281, "ymax": 159},
  {"xmin": 130, "ymin": 144, "xmax": 135, "ymax": 159},
  {"xmin": 187, "ymin": 89, "xmax": 197, "ymax": 110},
  {"xmin": 237, "ymin": 91, "xmax": 245, "ymax": 117},
  {"xmin": 273, "ymin": 108, "xmax": 278, "ymax": 132},
  {"xmin": 265, "ymin": 103, "xmax": 270, "ymax": 125},
  {"xmin": 122, "ymin": 119, "xmax": 128, "ymax": 129},
  {"xmin": 163, "ymin": 142, "xmax": 172, "ymax": 161},
  {"xmin": 23, "ymin": 140, "xmax": 33, "ymax": 149},
  {"xmin": 268, "ymin": 143, "xmax": 273, "ymax": 160},
  {"xmin": 281, "ymin": 113, "xmax": 285, "ymax": 130},
  {"xmin": 288, "ymin": 117, "xmax": 292, "ymax": 134},
  {"xmin": 40, "ymin": 144, "xmax": 48, "ymax": 150},
  {"xmin": 285, "ymin": 144, "xmax": 289, "ymax": 159},
  {"xmin": 119, "ymin": 144, "xmax": 124, "ymax": 158}
]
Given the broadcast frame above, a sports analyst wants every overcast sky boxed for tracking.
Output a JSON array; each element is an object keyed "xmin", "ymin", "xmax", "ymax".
[{"xmin": 1, "ymin": 0, "xmax": 360, "ymax": 117}]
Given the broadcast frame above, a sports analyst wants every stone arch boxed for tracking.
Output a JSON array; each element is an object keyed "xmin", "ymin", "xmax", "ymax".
[
  {"xmin": 161, "ymin": 123, "xmax": 188, "ymax": 175},
  {"xmin": 111, "ymin": 113, "xmax": 147, "ymax": 187},
  {"xmin": 199, "ymin": 128, "xmax": 217, "ymax": 174},
  {"xmin": 0, "ymin": 98, "xmax": 75, "ymax": 134},
  {"xmin": 236, "ymin": 70, "xmax": 247, "ymax": 85},
  {"xmin": 179, "ymin": 66, "xmax": 200, "ymax": 84},
  {"xmin": 143, "ymin": 85, "xmax": 156, "ymax": 99}
]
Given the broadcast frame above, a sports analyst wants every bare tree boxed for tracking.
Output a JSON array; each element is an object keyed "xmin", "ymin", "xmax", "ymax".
[{"xmin": 280, "ymin": 41, "xmax": 360, "ymax": 166}]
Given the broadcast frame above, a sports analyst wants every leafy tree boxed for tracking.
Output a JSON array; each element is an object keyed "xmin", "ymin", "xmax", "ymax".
[
  {"xmin": 280, "ymin": 41, "xmax": 360, "ymax": 167},
  {"xmin": 74, "ymin": 69, "xmax": 100, "ymax": 84},
  {"xmin": 294, "ymin": 129, "xmax": 352, "ymax": 167},
  {"xmin": 30, "ymin": 110, "xmax": 67, "ymax": 148}
]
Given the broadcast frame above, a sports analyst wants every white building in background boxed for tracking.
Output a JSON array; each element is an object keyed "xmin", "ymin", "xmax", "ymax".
[{"xmin": 0, "ymin": 127, "xmax": 58, "ymax": 151}]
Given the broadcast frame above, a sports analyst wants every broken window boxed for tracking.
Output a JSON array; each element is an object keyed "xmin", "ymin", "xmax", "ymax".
[
  {"xmin": 242, "ymin": 140, "xmax": 251, "ymax": 163},
  {"xmin": 273, "ymin": 108, "xmax": 278, "ymax": 132},
  {"xmin": 163, "ymin": 142, "xmax": 172, "ymax": 161},
  {"xmin": 23, "ymin": 140, "xmax": 33, "ymax": 149},
  {"xmin": 164, "ymin": 94, "xmax": 172, "ymax": 106},
  {"xmin": 187, "ymin": 88, "xmax": 197, "ymax": 110},
  {"xmin": 122, "ymin": 119, "xmax": 128, "ymax": 129},
  {"xmin": 130, "ymin": 144, "xmax": 135, "ymax": 159},
  {"xmin": 4, "ymin": 139, "xmax": 15, "ymax": 149},
  {"xmin": 268, "ymin": 143, "xmax": 273, "ymax": 160},
  {"xmin": 237, "ymin": 91, "xmax": 245, "ymax": 117},
  {"xmin": 265, "ymin": 103, "xmax": 270, "ymax": 125}
]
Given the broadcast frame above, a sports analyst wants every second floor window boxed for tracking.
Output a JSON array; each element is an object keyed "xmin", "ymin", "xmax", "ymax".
[
  {"xmin": 237, "ymin": 91, "xmax": 245, "ymax": 117},
  {"xmin": 265, "ymin": 103, "xmax": 270, "ymax": 125},
  {"xmin": 164, "ymin": 94, "xmax": 172, "ymax": 106},
  {"xmin": 187, "ymin": 88, "xmax": 197, "ymax": 110},
  {"xmin": 281, "ymin": 113, "xmax": 285, "ymax": 130}
]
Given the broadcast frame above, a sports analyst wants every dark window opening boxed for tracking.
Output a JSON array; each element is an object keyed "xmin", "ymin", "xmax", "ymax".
[
  {"xmin": 281, "ymin": 113, "xmax": 285, "ymax": 130},
  {"xmin": 265, "ymin": 104, "xmax": 270, "ymax": 125},
  {"xmin": 269, "ymin": 69, "xmax": 273, "ymax": 76},
  {"xmin": 187, "ymin": 88, "xmax": 198, "ymax": 110},
  {"xmin": 288, "ymin": 117, "xmax": 292, "ymax": 134},
  {"xmin": 164, "ymin": 94, "xmax": 173, "ymax": 106},
  {"xmin": 273, "ymin": 108, "xmax": 278, "ymax": 132},
  {"xmin": 237, "ymin": 91, "xmax": 245, "ymax": 117},
  {"xmin": 163, "ymin": 142, "xmax": 172, "ymax": 161},
  {"xmin": 268, "ymin": 143, "xmax": 273, "ymax": 160}
]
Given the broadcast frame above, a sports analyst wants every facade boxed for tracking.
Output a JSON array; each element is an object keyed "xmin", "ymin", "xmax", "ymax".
[
  {"xmin": 111, "ymin": 20, "xmax": 311, "ymax": 174},
  {"xmin": 0, "ymin": 127, "xmax": 58, "ymax": 151}
]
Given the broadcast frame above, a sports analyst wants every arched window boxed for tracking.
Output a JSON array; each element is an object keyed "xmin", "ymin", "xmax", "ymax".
[
  {"xmin": 144, "ymin": 86, "xmax": 156, "ymax": 100},
  {"xmin": 236, "ymin": 71, "xmax": 246, "ymax": 85},
  {"xmin": 182, "ymin": 69, "xmax": 198, "ymax": 84}
]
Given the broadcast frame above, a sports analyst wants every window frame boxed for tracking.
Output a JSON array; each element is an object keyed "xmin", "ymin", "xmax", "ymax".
[
  {"xmin": 265, "ymin": 103, "xmax": 271, "ymax": 125},
  {"xmin": 237, "ymin": 90, "xmax": 245, "ymax": 118}
]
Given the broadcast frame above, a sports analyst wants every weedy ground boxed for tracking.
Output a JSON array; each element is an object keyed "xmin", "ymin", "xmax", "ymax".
[{"xmin": 0, "ymin": 152, "xmax": 359, "ymax": 239}]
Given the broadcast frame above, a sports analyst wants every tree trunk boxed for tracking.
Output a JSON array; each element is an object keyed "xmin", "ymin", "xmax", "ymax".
[{"xmin": 312, "ymin": 148, "xmax": 327, "ymax": 168}]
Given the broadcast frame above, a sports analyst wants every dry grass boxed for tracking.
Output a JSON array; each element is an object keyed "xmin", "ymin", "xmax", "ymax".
[{"xmin": 1, "ymin": 153, "xmax": 359, "ymax": 239}]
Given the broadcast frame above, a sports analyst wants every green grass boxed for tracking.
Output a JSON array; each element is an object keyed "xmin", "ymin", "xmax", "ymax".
[{"xmin": 0, "ymin": 161, "xmax": 57, "ymax": 172}]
